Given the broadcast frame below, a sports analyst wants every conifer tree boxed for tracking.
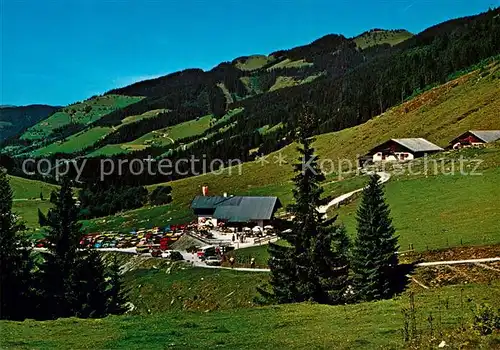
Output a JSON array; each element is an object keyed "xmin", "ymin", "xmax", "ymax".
[
  {"xmin": 264, "ymin": 242, "xmax": 297, "ymax": 303},
  {"xmin": 287, "ymin": 130, "xmax": 327, "ymax": 301},
  {"xmin": 39, "ymin": 177, "xmax": 109, "ymax": 318},
  {"xmin": 75, "ymin": 250, "xmax": 108, "ymax": 318},
  {"xmin": 311, "ymin": 224, "xmax": 351, "ymax": 304},
  {"xmin": 351, "ymin": 174, "xmax": 399, "ymax": 301},
  {"xmin": 265, "ymin": 110, "xmax": 350, "ymax": 304},
  {"xmin": 0, "ymin": 169, "xmax": 33, "ymax": 320},
  {"xmin": 106, "ymin": 254, "xmax": 127, "ymax": 315}
]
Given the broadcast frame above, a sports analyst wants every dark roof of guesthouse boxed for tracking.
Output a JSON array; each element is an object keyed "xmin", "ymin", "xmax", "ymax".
[
  {"xmin": 191, "ymin": 196, "xmax": 229, "ymax": 210},
  {"xmin": 191, "ymin": 196, "xmax": 282, "ymax": 222}
]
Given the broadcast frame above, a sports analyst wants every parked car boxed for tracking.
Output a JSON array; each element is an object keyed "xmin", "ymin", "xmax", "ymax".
[{"xmin": 205, "ymin": 256, "xmax": 222, "ymax": 266}]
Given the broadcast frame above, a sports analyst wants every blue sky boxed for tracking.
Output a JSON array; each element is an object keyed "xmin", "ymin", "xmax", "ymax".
[{"xmin": 1, "ymin": 0, "xmax": 498, "ymax": 106}]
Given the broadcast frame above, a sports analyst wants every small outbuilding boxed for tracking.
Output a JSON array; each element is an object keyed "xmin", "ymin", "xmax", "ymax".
[
  {"xmin": 361, "ymin": 138, "xmax": 443, "ymax": 166},
  {"xmin": 191, "ymin": 195, "xmax": 282, "ymax": 229},
  {"xmin": 449, "ymin": 130, "xmax": 500, "ymax": 149}
]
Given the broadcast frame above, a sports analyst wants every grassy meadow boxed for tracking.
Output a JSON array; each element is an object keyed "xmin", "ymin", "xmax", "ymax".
[
  {"xmin": 353, "ymin": 29, "xmax": 413, "ymax": 49},
  {"xmin": 234, "ymin": 55, "xmax": 274, "ymax": 71},
  {"xmin": 12, "ymin": 200, "xmax": 53, "ymax": 231},
  {"xmin": 267, "ymin": 58, "xmax": 314, "ymax": 70},
  {"xmin": 21, "ymin": 95, "xmax": 142, "ymax": 141},
  {"xmin": 332, "ymin": 167, "xmax": 500, "ymax": 252},
  {"xmin": 30, "ymin": 127, "xmax": 113, "ymax": 156},
  {"xmin": 8, "ymin": 175, "xmax": 58, "ymax": 199},
  {"xmin": 8, "ymin": 176, "xmax": 58, "ymax": 230},
  {"xmin": 2, "ymin": 275, "xmax": 498, "ymax": 349},
  {"xmin": 87, "ymin": 112, "xmax": 212, "ymax": 157}
]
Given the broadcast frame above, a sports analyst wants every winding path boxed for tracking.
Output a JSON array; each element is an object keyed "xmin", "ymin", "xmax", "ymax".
[
  {"xmin": 187, "ymin": 256, "xmax": 500, "ymax": 273},
  {"xmin": 317, "ymin": 171, "xmax": 391, "ymax": 214}
]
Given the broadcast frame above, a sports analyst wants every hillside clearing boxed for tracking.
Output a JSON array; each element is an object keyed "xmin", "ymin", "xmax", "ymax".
[
  {"xmin": 13, "ymin": 200, "xmax": 53, "ymax": 230},
  {"xmin": 8, "ymin": 175, "xmax": 58, "ymax": 199},
  {"xmin": 21, "ymin": 95, "xmax": 142, "ymax": 141},
  {"xmin": 234, "ymin": 55, "xmax": 274, "ymax": 71},
  {"xmin": 30, "ymin": 127, "xmax": 112, "ymax": 156},
  {"xmin": 353, "ymin": 29, "xmax": 413, "ymax": 49}
]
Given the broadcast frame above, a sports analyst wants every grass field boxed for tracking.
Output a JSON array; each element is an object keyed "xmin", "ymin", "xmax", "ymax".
[
  {"xmin": 130, "ymin": 114, "xmax": 213, "ymax": 147},
  {"xmin": 12, "ymin": 200, "xmax": 53, "ymax": 231},
  {"xmin": 7, "ymin": 175, "xmax": 57, "ymax": 230},
  {"xmin": 88, "ymin": 110, "xmax": 245, "ymax": 158},
  {"xmin": 81, "ymin": 202, "xmax": 193, "ymax": 233},
  {"xmin": 354, "ymin": 29, "xmax": 413, "ymax": 49},
  {"xmin": 8, "ymin": 175, "xmax": 58, "ymax": 199},
  {"xmin": 2, "ymin": 278, "xmax": 498, "ymax": 349},
  {"xmin": 86, "ymin": 110, "xmax": 213, "ymax": 157},
  {"xmin": 30, "ymin": 127, "xmax": 113, "ymax": 156},
  {"xmin": 331, "ymin": 167, "xmax": 500, "ymax": 252},
  {"xmin": 120, "ymin": 109, "xmax": 168, "ymax": 125},
  {"xmin": 104, "ymin": 254, "xmax": 269, "ymax": 314},
  {"xmin": 267, "ymin": 58, "xmax": 314, "ymax": 70},
  {"xmin": 268, "ymin": 74, "xmax": 323, "ymax": 92},
  {"xmin": 234, "ymin": 55, "xmax": 274, "ymax": 71},
  {"xmin": 21, "ymin": 95, "xmax": 142, "ymax": 141},
  {"xmin": 87, "ymin": 115, "xmax": 211, "ymax": 157}
]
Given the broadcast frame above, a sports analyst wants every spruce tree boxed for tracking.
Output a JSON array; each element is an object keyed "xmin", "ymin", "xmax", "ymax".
[
  {"xmin": 39, "ymin": 177, "xmax": 82, "ymax": 318},
  {"xmin": 264, "ymin": 242, "xmax": 297, "ymax": 303},
  {"xmin": 0, "ymin": 169, "xmax": 33, "ymax": 320},
  {"xmin": 39, "ymin": 177, "xmax": 109, "ymax": 318},
  {"xmin": 311, "ymin": 224, "xmax": 351, "ymax": 304},
  {"xmin": 106, "ymin": 254, "xmax": 127, "ymax": 315},
  {"xmin": 75, "ymin": 250, "xmax": 108, "ymax": 318},
  {"xmin": 265, "ymin": 114, "xmax": 350, "ymax": 304},
  {"xmin": 287, "ymin": 131, "xmax": 327, "ymax": 302},
  {"xmin": 351, "ymin": 174, "xmax": 399, "ymax": 301}
]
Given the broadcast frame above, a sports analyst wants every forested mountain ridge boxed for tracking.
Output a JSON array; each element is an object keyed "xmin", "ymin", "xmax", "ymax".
[
  {"xmin": 0, "ymin": 104, "xmax": 61, "ymax": 142},
  {"xmin": 4, "ymin": 8, "xmax": 500, "ymax": 182}
]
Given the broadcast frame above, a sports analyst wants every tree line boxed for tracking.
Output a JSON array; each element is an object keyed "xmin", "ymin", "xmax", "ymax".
[{"xmin": 0, "ymin": 170, "xmax": 128, "ymax": 320}]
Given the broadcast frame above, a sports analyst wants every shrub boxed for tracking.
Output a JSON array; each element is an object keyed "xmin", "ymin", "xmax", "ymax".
[{"xmin": 472, "ymin": 303, "xmax": 500, "ymax": 335}]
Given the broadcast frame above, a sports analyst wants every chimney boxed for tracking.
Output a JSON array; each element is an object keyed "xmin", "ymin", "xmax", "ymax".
[{"xmin": 202, "ymin": 186, "xmax": 208, "ymax": 196}]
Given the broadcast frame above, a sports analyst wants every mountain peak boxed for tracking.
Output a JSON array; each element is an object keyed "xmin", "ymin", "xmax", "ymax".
[{"xmin": 353, "ymin": 29, "xmax": 413, "ymax": 49}]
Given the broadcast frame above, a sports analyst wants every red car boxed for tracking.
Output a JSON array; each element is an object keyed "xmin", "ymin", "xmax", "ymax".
[{"xmin": 160, "ymin": 237, "xmax": 170, "ymax": 251}]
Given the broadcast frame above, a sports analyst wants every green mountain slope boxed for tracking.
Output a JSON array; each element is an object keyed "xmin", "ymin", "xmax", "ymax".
[
  {"xmin": 0, "ymin": 104, "xmax": 60, "ymax": 142},
  {"xmin": 81, "ymin": 63, "xmax": 500, "ymax": 243},
  {"xmin": 20, "ymin": 94, "xmax": 142, "ymax": 142}
]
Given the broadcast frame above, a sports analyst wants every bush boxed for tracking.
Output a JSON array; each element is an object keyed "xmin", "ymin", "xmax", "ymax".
[
  {"xmin": 149, "ymin": 185, "xmax": 172, "ymax": 206},
  {"xmin": 472, "ymin": 303, "xmax": 500, "ymax": 335}
]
